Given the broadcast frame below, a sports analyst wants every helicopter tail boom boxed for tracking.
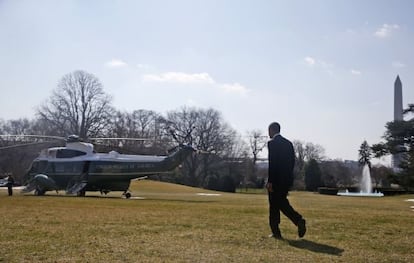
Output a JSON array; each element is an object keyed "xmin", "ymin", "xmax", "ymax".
[{"xmin": 160, "ymin": 144, "xmax": 195, "ymax": 171}]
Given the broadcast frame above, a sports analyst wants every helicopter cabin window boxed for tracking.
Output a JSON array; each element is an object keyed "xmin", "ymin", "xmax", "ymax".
[
  {"xmin": 53, "ymin": 162, "xmax": 83, "ymax": 174},
  {"xmin": 30, "ymin": 161, "xmax": 48, "ymax": 173},
  {"xmin": 56, "ymin": 149, "xmax": 86, "ymax": 158}
]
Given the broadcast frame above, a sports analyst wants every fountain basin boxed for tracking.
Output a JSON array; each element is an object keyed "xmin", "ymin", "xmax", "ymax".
[
  {"xmin": 337, "ymin": 191, "xmax": 384, "ymax": 197},
  {"xmin": 337, "ymin": 164, "xmax": 384, "ymax": 197}
]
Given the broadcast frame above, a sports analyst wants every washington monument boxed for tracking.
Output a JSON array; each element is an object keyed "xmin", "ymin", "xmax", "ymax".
[
  {"xmin": 393, "ymin": 75, "xmax": 403, "ymax": 168},
  {"xmin": 394, "ymin": 75, "xmax": 403, "ymax": 121}
]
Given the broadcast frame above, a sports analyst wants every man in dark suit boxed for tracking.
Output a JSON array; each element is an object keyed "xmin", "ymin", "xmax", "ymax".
[{"xmin": 266, "ymin": 122, "xmax": 306, "ymax": 239}]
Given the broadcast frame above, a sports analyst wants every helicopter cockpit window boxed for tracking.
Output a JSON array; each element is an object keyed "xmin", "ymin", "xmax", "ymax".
[
  {"xmin": 56, "ymin": 149, "xmax": 87, "ymax": 158},
  {"xmin": 30, "ymin": 161, "xmax": 48, "ymax": 173}
]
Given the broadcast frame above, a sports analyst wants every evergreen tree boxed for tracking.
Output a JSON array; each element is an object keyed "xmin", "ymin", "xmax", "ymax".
[
  {"xmin": 304, "ymin": 159, "xmax": 322, "ymax": 191},
  {"xmin": 358, "ymin": 140, "xmax": 372, "ymax": 168},
  {"xmin": 372, "ymin": 104, "xmax": 414, "ymax": 190}
]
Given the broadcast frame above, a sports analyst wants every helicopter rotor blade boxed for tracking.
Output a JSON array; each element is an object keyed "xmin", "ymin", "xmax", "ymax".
[
  {"xmin": 88, "ymin": 137, "xmax": 153, "ymax": 141},
  {"xmin": 0, "ymin": 140, "xmax": 64, "ymax": 151},
  {"xmin": 0, "ymin": 135, "xmax": 65, "ymax": 140},
  {"xmin": 0, "ymin": 135, "xmax": 66, "ymax": 150}
]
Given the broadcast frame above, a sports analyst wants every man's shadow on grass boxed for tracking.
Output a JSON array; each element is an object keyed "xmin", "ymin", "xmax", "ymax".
[{"xmin": 287, "ymin": 239, "xmax": 344, "ymax": 256}]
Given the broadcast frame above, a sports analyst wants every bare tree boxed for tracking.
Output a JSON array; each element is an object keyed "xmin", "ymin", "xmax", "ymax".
[
  {"xmin": 293, "ymin": 140, "xmax": 305, "ymax": 163},
  {"xmin": 2, "ymin": 118, "xmax": 31, "ymax": 135},
  {"xmin": 30, "ymin": 118, "xmax": 62, "ymax": 136},
  {"xmin": 244, "ymin": 130, "xmax": 266, "ymax": 188},
  {"xmin": 108, "ymin": 110, "xmax": 159, "ymax": 138},
  {"xmin": 104, "ymin": 109, "xmax": 166, "ymax": 154},
  {"xmin": 37, "ymin": 70, "xmax": 113, "ymax": 138},
  {"xmin": 304, "ymin": 142, "xmax": 325, "ymax": 161},
  {"xmin": 319, "ymin": 160, "xmax": 356, "ymax": 188},
  {"xmin": 163, "ymin": 107, "xmax": 239, "ymax": 187},
  {"xmin": 247, "ymin": 130, "xmax": 267, "ymax": 164},
  {"xmin": 292, "ymin": 140, "xmax": 325, "ymax": 189},
  {"xmin": 292, "ymin": 140, "xmax": 306, "ymax": 189}
]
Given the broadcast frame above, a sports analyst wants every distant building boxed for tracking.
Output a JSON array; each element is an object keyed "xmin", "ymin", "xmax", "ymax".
[{"xmin": 343, "ymin": 160, "xmax": 360, "ymax": 170}]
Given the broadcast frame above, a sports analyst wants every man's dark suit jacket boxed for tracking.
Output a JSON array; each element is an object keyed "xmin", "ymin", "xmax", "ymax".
[{"xmin": 268, "ymin": 134, "xmax": 295, "ymax": 192}]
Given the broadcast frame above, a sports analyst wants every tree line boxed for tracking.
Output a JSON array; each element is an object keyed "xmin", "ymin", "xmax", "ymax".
[
  {"xmin": 0, "ymin": 70, "xmax": 253, "ymax": 191},
  {"xmin": 1, "ymin": 70, "xmax": 405, "ymax": 191}
]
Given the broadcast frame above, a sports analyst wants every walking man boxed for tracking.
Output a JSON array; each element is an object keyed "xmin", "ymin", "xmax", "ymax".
[{"xmin": 266, "ymin": 122, "xmax": 306, "ymax": 239}]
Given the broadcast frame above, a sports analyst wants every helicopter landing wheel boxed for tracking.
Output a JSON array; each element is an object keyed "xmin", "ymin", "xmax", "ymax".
[
  {"xmin": 124, "ymin": 192, "xmax": 132, "ymax": 199},
  {"xmin": 34, "ymin": 189, "xmax": 45, "ymax": 196}
]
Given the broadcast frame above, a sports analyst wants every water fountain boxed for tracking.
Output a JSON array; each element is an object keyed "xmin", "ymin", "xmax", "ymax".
[{"xmin": 337, "ymin": 164, "xmax": 384, "ymax": 197}]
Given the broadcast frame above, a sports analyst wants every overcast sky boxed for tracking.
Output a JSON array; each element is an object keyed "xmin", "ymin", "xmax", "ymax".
[{"xmin": 1, "ymin": 0, "xmax": 413, "ymax": 164}]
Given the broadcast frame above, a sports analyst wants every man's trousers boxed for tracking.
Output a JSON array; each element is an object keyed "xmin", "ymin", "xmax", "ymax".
[{"xmin": 268, "ymin": 190, "xmax": 302, "ymax": 234}]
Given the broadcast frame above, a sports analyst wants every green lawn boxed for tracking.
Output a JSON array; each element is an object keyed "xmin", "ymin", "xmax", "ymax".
[{"xmin": 1, "ymin": 181, "xmax": 413, "ymax": 262}]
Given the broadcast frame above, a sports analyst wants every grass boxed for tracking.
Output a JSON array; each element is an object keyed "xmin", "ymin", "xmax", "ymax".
[
  {"xmin": 0, "ymin": 181, "xmax": 413, "ymax": 263},
  {"xmin": 236, "ymin": 187, "xmax": 267, "ymax": 194}
]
